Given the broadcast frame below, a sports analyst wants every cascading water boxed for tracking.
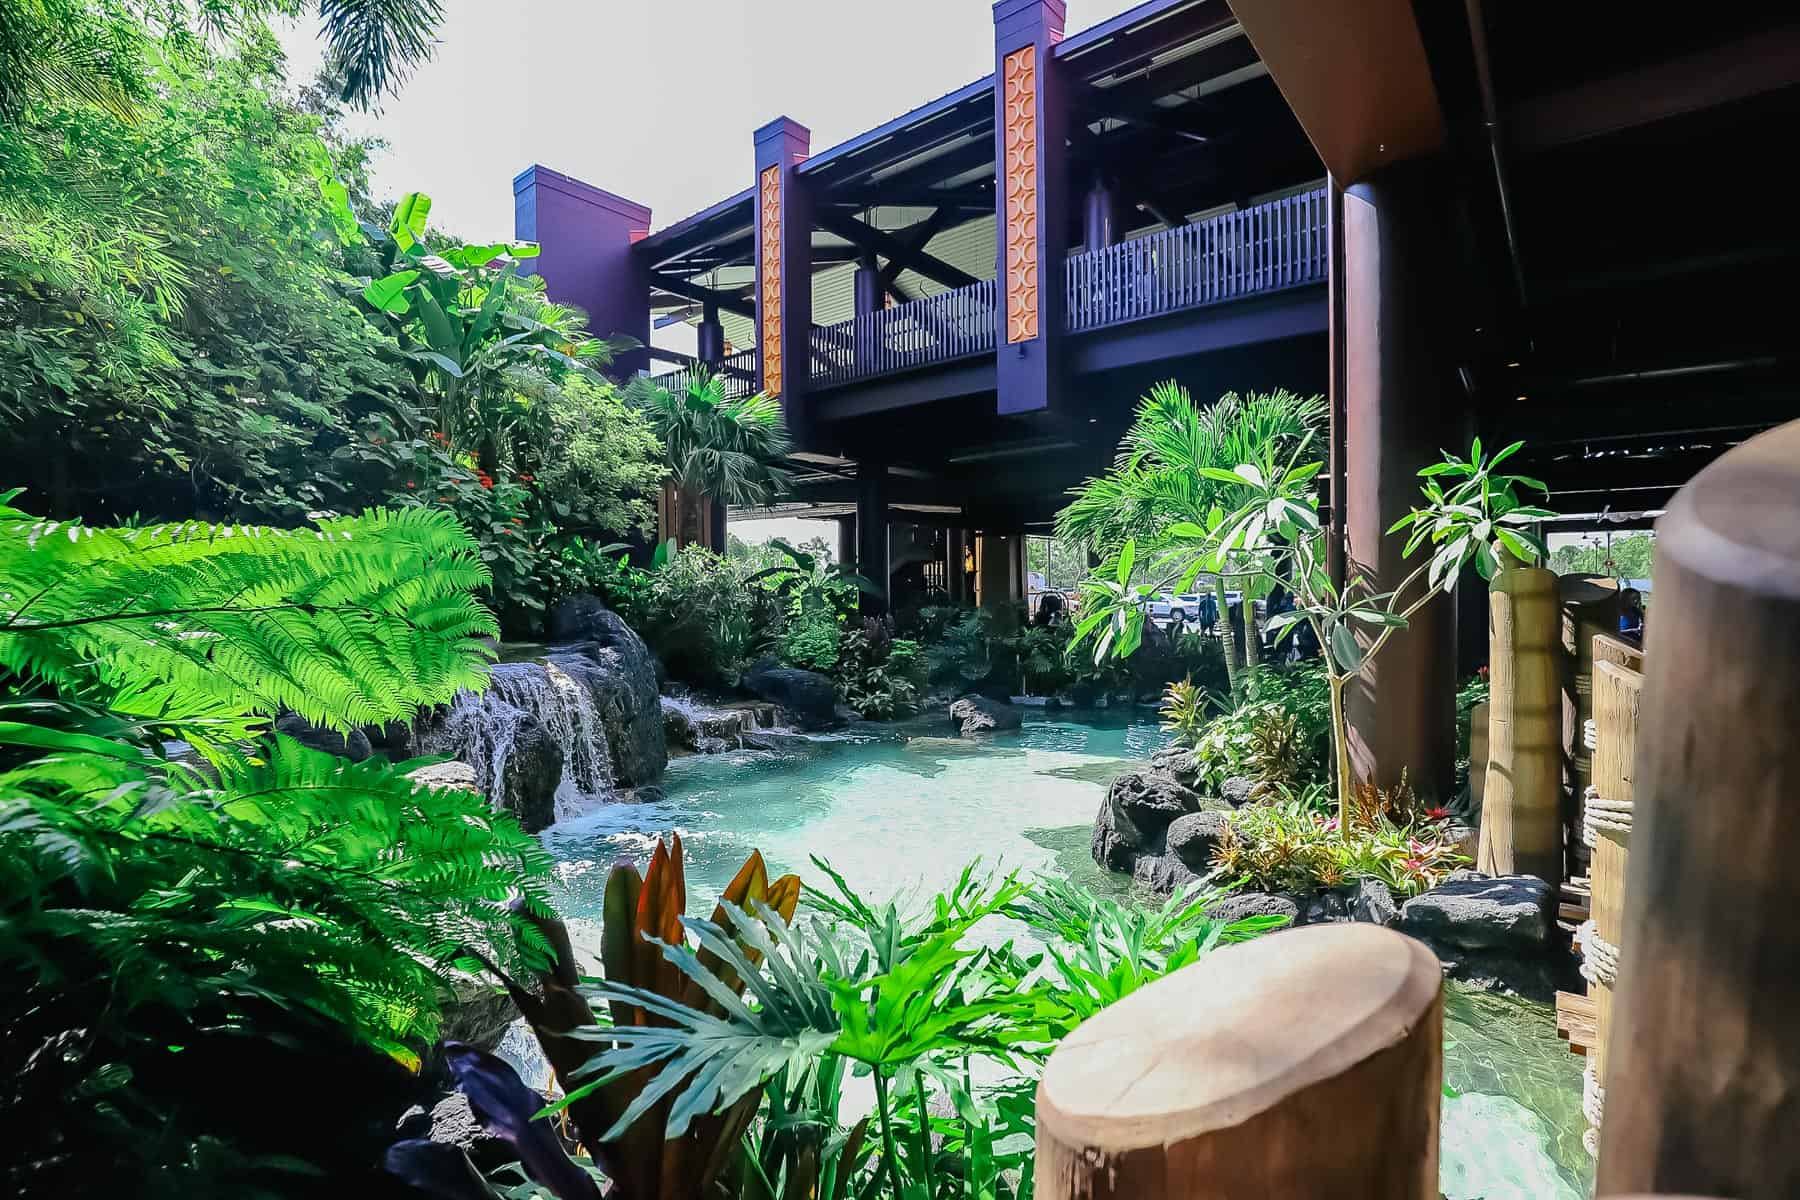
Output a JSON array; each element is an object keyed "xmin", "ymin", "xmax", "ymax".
[{"xmin": 424, "ymin": 660, "xmax": 616, "ymax": 822}]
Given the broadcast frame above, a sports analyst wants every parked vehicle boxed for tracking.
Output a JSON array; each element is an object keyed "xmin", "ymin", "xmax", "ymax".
[{"xmin": 1149, "ymin": 592, "xmax": 1206, "ymax": 622}]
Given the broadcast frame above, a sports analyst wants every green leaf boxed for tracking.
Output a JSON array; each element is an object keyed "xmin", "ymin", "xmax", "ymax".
[
  {"xmin": 390, "ymin": 192, "xmax": 432, "ymax": 251},
  {"xmin": 362, "ymin": 270, "xmax": 419, "ymax": 313},
  {"xmin": 1234, "ymin": 463, "xmax": 1265, "ymax": 487},
  {"xmin": 1329, "ymin": 622, "xmax": 1364, "ymax": 672},
  {"xmin": 1115, "ymin": 540, "xmax": 1135, "ymax": 586}
]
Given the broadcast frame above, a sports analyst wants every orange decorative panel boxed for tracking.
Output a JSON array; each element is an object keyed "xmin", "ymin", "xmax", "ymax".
[
  {"xmin": 758, "ymin": 164, "xmax": 784, "ymax": 397},
  {"xmin": 1002, "ymin": 44, "xmax": 1039, "ymax": 344}
]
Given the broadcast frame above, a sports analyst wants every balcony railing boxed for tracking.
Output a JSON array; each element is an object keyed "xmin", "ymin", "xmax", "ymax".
[
  {"xmin": 647, "ymin": 347, "xmax": 761, "ymax": 400},
  {"xmin": 809, "ymin": 278, "xmax": 997, "ymax": 387},
  {"xmin": 1065, "ymin": 187, "xmax": 1328, "ymax": 335}
]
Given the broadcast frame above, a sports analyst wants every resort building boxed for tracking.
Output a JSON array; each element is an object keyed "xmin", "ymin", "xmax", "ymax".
[{"xmin": 511, "ymin": 0, "xmax": 1799, "ymax": 796}]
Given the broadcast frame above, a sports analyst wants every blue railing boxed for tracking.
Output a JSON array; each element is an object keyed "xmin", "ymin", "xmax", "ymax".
[
  {"xmin": 809, "ymin": 278, "xmax": 998, "ymax": 387},
  {"xmin": 1065, "ymin": 186, "xmax": 1328, "ymax": 334},
  {"xmin": 648, "ymin": 347, "xmax": 760, "ymax": 399}
]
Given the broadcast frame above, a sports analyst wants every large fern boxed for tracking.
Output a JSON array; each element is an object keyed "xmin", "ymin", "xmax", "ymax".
[
  {"xmin": 0, "ymin": 489, "xmax": 497, "ymax": 746},
  {"xmin": 0, "ymin": 491, "xmax": 552, "ymax": 1196}
]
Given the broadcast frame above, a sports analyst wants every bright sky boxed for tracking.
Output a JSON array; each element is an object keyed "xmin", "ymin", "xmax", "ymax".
[{"xmin": 278, "ymin": 0, "xmax": 1142, "ymax": 242}]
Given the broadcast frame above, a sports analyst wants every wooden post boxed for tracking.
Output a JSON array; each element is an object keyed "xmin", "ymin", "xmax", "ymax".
[
  {"xmin": 1480, "ymin": 560, "xmax": 1563, "ymax": 887},
  {"xmin": 1469, "ymin": 699, "xmax": 1490, "ymax": 811},
  {"xmin": 1584, "ymin": 656, "xmax": 1641, "ymax": 1154},
  {"xmin": 1560, "ymin": 574, "xmax": 1621, "ymax": 863},
  {"xmin": 1036, "ymin": 925, "xmax": 1442, "ymax": 1199},
  {"xmin": 1591, "ymin": 632, "xmax": 1644, "ymax": 675},
  {"xmin": 1597, "ymin": 421, "xmax": 1800, "ymax": 1196}
]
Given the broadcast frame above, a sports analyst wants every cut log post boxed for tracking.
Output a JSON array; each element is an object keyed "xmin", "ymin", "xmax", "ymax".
[
  {"xmin": 1469, "ymin": 698, "xmax": 1490, "ymax": 811},
  {"xmin": 1591, "ymin": 632, "xmax": 1644, "ymax": 675},
  {"xmin": 1560, "ymin": 574, "xmax": 1621, "ymax": 863},
  {"xmin": 1036, "ymin": 924, "xmax": 1442, "ymax": 1200},
  {"xmin": 1480, "ymin": 560, "xmax": 1563, "ymax": 887},
  {"xmin": 1583, "ymin": 656, "xmax": 1641, "ymax": 1154},
  {"xmin": 1597, "ymin": 421, "xmax": 1800, "ymax": 1197}
]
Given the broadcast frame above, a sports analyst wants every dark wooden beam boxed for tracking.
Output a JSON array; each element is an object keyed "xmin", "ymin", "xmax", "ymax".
[
  {"xmin": 1510, "ymin": 24, "xmax": 1800, "ymax": 152},
  {"xmin": 647, "ymin": 272, "xmax": 755, "ymax": 320},
  {"xmin": 822, "ymin": 184, "xmax": 994, "ymax": 211},
  {"xmin": 1074, "ymin": 82, "xmax": 1214, "ymax": 143},
  {"xmin": 815, "ymin": 209, "xmax": 980, "ymax": 290},
  {"xmin": 878, "ymin": 207, "xmax": 960, "ymax": 290}
]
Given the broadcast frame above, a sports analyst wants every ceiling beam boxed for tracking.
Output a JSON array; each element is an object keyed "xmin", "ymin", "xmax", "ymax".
[
  {"xmin": 815, "ymin": 210, "xmax": 980, "ymax": 290},
  {"xmin": 879, "ymin": 208, "xmax": 960, "ymax": 290},
  {"xmin": 647, "ymin": 273, "xmax": 755, "ymax": 320},
  {"xmin": 1510, "ymin": 24, "xmax": 1800, "ymax": 152}
]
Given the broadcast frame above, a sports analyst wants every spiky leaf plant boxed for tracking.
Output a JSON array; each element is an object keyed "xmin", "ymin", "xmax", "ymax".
[{"xmin": 0, "ymin": 490, "xmax": 553, "ymax": 1197}]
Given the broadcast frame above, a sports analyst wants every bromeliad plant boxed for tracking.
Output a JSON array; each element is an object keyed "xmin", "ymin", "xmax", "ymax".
[{"xmin": 1074, "ymin": 431, "xmax": 1554, "ymax": 831}]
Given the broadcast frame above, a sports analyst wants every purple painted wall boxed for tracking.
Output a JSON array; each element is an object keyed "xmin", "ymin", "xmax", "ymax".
[{"xmin": 512, "ymin": 165, "xmax": 651, "ymax": 375}]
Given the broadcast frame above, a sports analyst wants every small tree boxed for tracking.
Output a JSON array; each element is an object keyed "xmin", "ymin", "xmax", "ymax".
[{"xmin": 1073, "ymin": 435, "xmax": 1554, "ymax": 831}]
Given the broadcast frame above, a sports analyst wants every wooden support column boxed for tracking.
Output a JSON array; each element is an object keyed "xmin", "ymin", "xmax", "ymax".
[
  {"xmin": 835, "ymin": 514, "xmax": 856, "ymax": 568},
  {"xmin": 992, "ymin": 0, "xmax": 1069, "ymax": 416},
  {"xmin": 754, "ymin": 117, "xmax": 813, "ymax": 446},
  {"xmin": 855, "ymin": 461, "xmax": 889, "ymax": 611},
  {"xmin": 1037, "ymin": 925, "xmax": 1442, "ymax": 1199},
  {"xmin": 977, "ymin": 533, "xmax": 1014, "ymax": 615},
  {"xmin": 1342, "ymin": 159, "xmax": 1467, "ymax": 798},
  {"xmin": 1479, "ymin": 559, "xmax": 1562, "ymax": 888},
  {"xmin": 1597, "ymin": 421, "xmax": 1800, "ymax": 1197},
  {"xmin": 1584, "ymin": 655, "xmax": 1641, "ymax": 1154},
  {"xmin": 1560, "ymin": 574, "xmax": 1622, "ymax": 861}
]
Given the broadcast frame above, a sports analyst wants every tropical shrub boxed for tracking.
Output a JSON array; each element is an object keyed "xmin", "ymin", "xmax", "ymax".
[
  {"xmin": 1174, "ymin": 663, "xmax": 1333, "ymax": 793},
  {"xmin": 1160, "ymin": 676, "xmax": 1211, "ymax": 743},
  {"xmin": 837, "ymin": 619, "xmax": 927, "ymax": 719},
  {"xmin": 1211, "ymin": 793, "xmax": 1467, "ymax": 898},
  {"xmin": 593, "ymin": 544, "xmax": 775, "ymax": 686},
  {"xmin": 0, "ymin": 492, "xmax": 553, "ymax": 1194}
]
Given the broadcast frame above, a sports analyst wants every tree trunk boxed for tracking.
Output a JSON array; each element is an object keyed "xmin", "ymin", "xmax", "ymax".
[
  {"xmin": 1037, "ymin": 925, "xmax": 1442, "ymax": 1199},
  {"xmin": 1242, "ymin": 593, "xmax": 1262, "ymax": 678},
  {"xmin": 1596, "ymin": 422, "xmax": 1800, "ymax": 1197},
  {"xmin": 1213, "ymin": 577, "xmax": 1239, "ymax": 699}
]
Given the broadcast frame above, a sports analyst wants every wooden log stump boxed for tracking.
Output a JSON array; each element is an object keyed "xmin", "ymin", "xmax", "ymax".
[
  {"xmin": 1596, "ymin": 420, "xmax": 1800, "ymax": 1197},
  {"xmin": 1587, "ymin": 658, "xmax": 1641, "ymax": 1085},
  {"xmin": 1591, "ymin": 632, "xmax": 1644, "ymax": 675},
  {"xmin": 1036, "ymin": 924, "xmax": 1442, "ymax": 1200},
  {"xmin": 1480, "ymin": 560, "xmax": 1563, "ymax": 887}
]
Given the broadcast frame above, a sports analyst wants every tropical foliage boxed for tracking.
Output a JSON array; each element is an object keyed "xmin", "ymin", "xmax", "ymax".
[
  {"xmin": 0, "ymin": 492, "xmax": 554, "ymax": 1195},
  {"xmin": 626, "ymin": 370, "xmax": 793, "ymax": 508},
  {"xmin": 1073, "ymin": 391, "xmax": 1554, "ymax": 827},
  {"xmin": 1211, "ymin": 790, "xmax": 1467, "ymax": 898},
  {"xmin": 1060, "ymin": 384, "xmax": 1325, "ymax": 696}
]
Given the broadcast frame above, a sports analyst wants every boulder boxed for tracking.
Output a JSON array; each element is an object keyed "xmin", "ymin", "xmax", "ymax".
[
  {"xmin": 1303, "ymin": 889, "xmax": 1351, "ymax": 925},
  {"xmin": 436, "ymin": 973, "xmax": 515, "ymax": 1053},
  {"xmin": 1165, "ymin": 809, "xmax": 1231, "ymax": 871},
  {"xmin": 1107, "ymin": 769, "xmax": 1205, "ymax": 836},
  {"xmin": 1350, "ymin": 878, "xmax": 1401, "ymax": 928},
  {"xmin": 362, "ymin": 720, "xmax": 415, "ymax": 758},
  {"xmin": 1149, "ymin": 745, "xmax": 1201, "ymax": 790},
  {"xmin": 406, "ymin": 760, "xmax": 480, "ymax": 793},
  {"xmin": 948, "ymin": 695, "xmax": 1023, "ymax": 736},
  {"xmin": 1401, "ymin": 873, "xmax": 1555, "ymax": 953},
  {"xmin": 1132, "ymin": 852, "xmax": 1201, "ymax": 895},
  {"xmin": 1090, "ymin": 792, "xmax": 1148, "ymax": 872},
  {"xmin": 496, "ymin": 712, "xmax": 562, "ymax": 832},
  {"xmin": 274, "ymin": 712, "xmax": 372, "ymax": 762},
  {"xmin": 741, "ymin": 660, "xmax": 843, "ymax": 731},
  {"xmin": 1207, "ymin": 891, "xmax": 1300, "ymax": 926},
  {"xmin": 546, "ymin": 596, "xmax": 666, "ymax": 785},
  {"xmin": 1220, "ymin": 775, "xmax": 1258, "ymax": 807},
  {"xmin": 400, "ymin": 1092, "xmax": 511, "ymax": 1175}
]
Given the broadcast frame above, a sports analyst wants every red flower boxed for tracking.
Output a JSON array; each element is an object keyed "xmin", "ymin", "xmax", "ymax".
[
  {"xmin": 476, "ymin": 471, "xmax": 495, "ymax": 490},
  {"xmin": 1425, "ymin": 805, "xmax": 1451, "ymax": 821},
  {"xmin": 517, "ymin": 473, "xmax": 534, "ymax": 482},
  {"xmin": 404, "ymin": 481, "xmax": 416, "ymax": 489}
]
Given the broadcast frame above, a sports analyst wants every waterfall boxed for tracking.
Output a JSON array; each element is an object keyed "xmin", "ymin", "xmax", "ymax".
[{"xmin": 423, "ymin": 660, "xmax": 616, "ymax": 823}]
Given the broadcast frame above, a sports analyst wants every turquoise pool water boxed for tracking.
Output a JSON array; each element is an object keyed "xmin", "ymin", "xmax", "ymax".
[{"xmin": 540, "ymin": 711, "xmax": 1590, "ymax": 1199}]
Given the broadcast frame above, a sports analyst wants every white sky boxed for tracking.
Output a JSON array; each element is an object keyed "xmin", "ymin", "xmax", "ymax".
[{"xmin": 279, "ymin": 0, "xmax": 1142, "ymax": 244}]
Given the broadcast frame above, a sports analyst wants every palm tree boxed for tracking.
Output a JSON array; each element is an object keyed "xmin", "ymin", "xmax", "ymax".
[
  {"xmin": 1058, "ymin": 384, "xmax": 1324, "ymax": 698},
  {"xmin": 625, "ymin": 369, "xmax": 792, "ymax": 548}
]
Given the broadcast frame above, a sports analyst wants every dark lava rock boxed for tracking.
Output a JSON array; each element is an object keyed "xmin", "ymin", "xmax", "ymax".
[
  {"xmin": 547, "ymin": 596, "xmax": 667, "ymax": 785},
  {"xmin": 1350, "ymin": 878, "xmax": 1401, "ymax": 928},
  {"xmin": 1166, "ymin": 809, "xmax": 1231, "ymax": 871},
  {"xmin": 948, "ymin": 695, "xmax": 1023, "ymax": 736},
  {"xmin": 1400, "ymin": 873, "xmax": 1555, "ymax": 953},
  {"xmin": 1149, "ymin": 745, "xmax": 1201, "ymax": 790},
  {"xmin": 1132, "ymin": 852, "xmax": 1202, "ymax": 895},
  {"xmin": 274, "ymin": 712, "xmax": 372, "ymax": 762},
  {"xmin": 1220, "ymin": 775, "xmax": 1258, "ymax": 807},
  {"xmin": 1107, "ymin": 769, "xmax": 1205, "ymax": 835},
  {"xmin": 741, "ymin": 660, "xmax": 844, "ymax": 731},
  {"xmin": 1090, "ymin": 790, "xmax": 1148, "ymax": 871},
  {"xmin": 1208, "ymin": 891, "xmax": 1300, "ymax": 926},
  {"xmin": 1303, "ymin": 889, "xmax": 1352, "ymax": 925},
  {"xmin": 497, "ymin": 712, "xmax": 562, "ymax": 833}
]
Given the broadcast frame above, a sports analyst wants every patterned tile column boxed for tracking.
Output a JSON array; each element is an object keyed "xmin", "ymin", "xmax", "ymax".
[
  {"xmin": 992, "ymin": 0, "xmax": 1068, "ymax": 415},
  {"xmin": 753, "ymin": 117, "xmax": 813, "ymax": 446}
]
